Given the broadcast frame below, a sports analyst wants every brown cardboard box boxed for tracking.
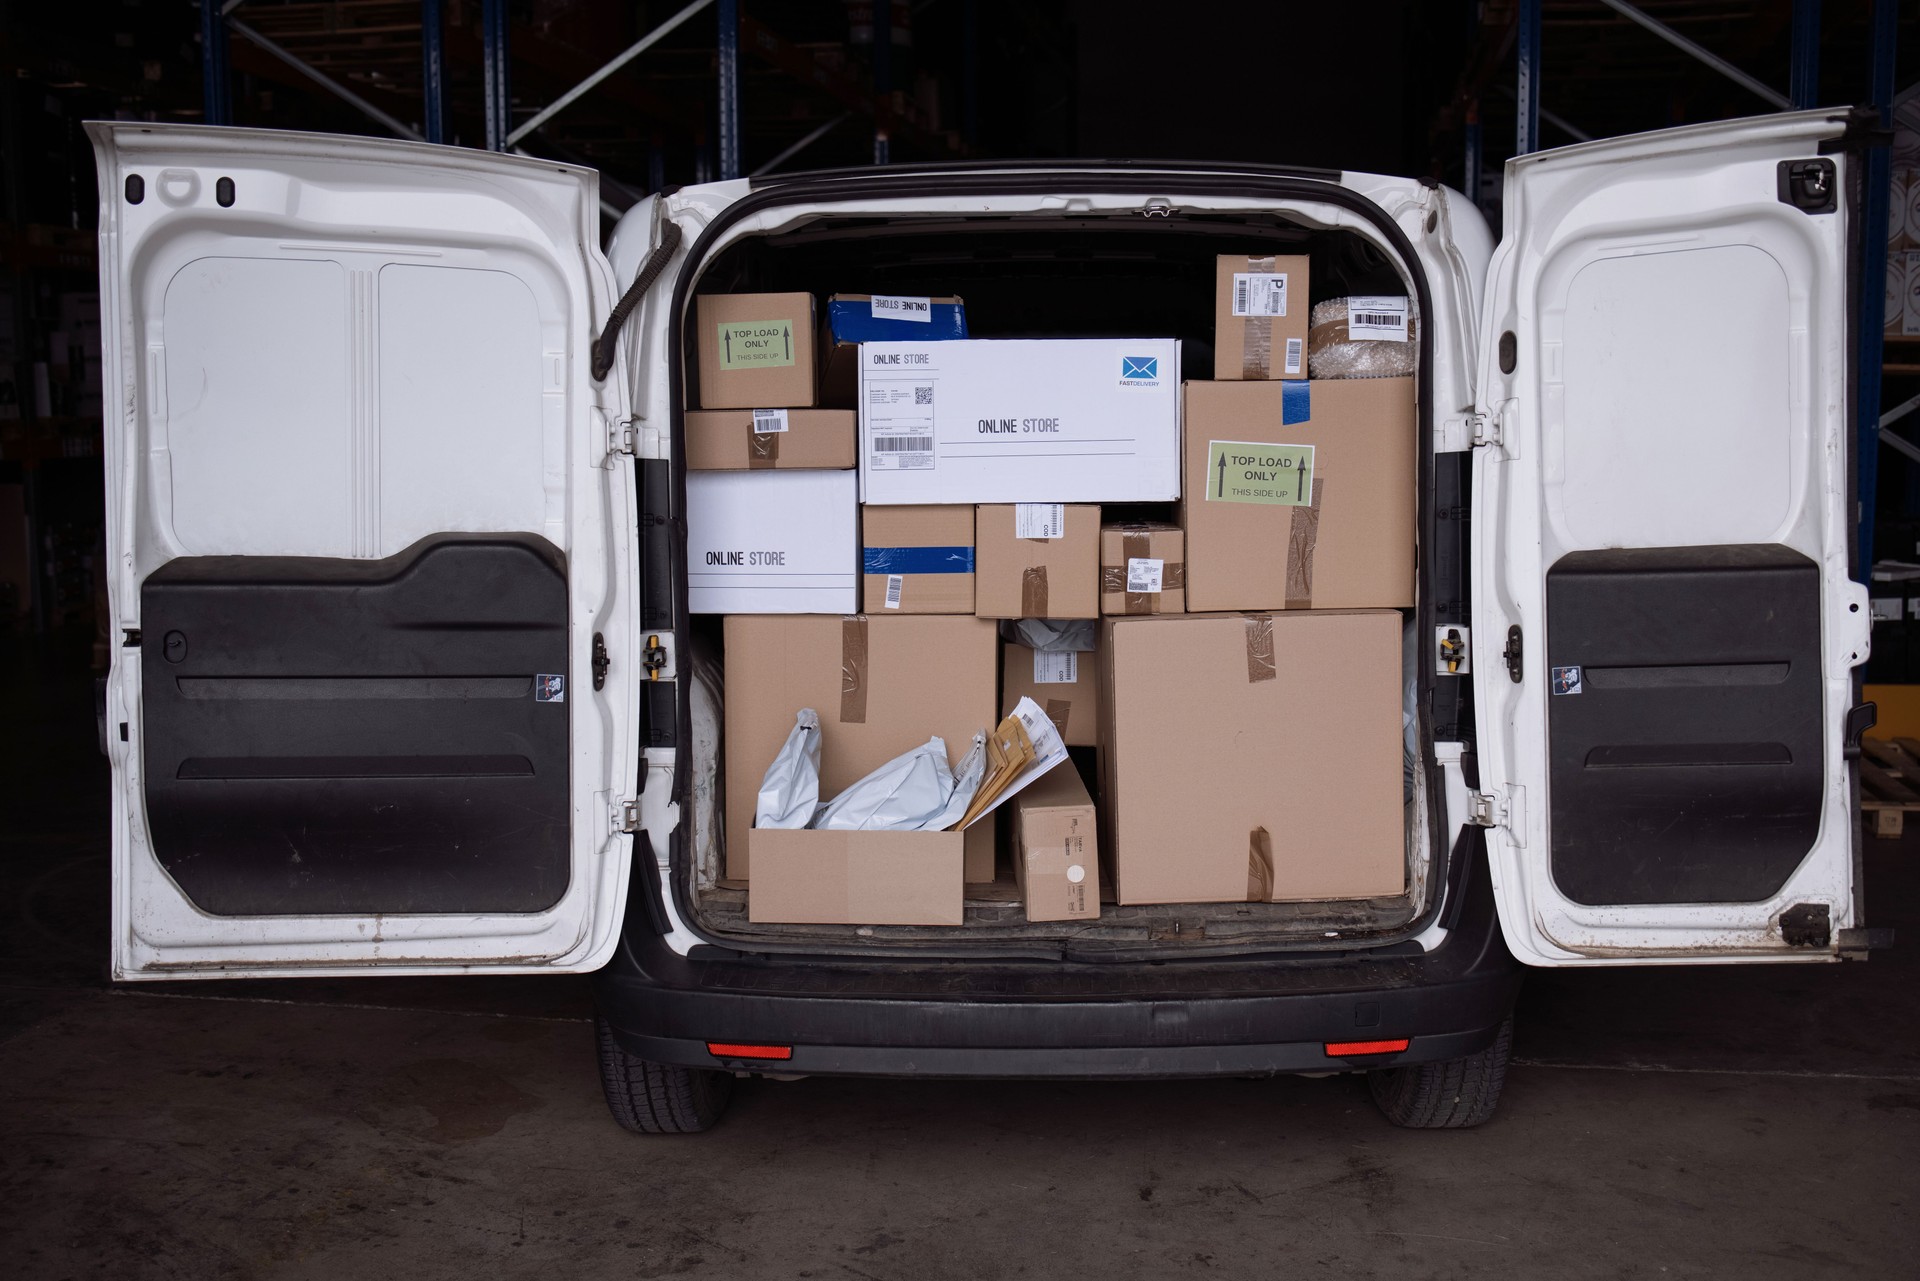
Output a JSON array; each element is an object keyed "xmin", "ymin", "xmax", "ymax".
[
  {"xmin": 1215, "ymin": 254, "xmax": 1310, "ymax": 381},
  {"xmin": 696, "ymin": 292, "xmax": 817, "ymax": 409},
  {"xmin": 862, "ymin": 505, "xmax": 975, "ymax": 614},
  {"xmin": 723, "ymin": 614, "xmax": 998, "ymax": 881},
  {"xmin": 1182, "ymin": 379, "xmax": 1415, "ymax": 612},
  {"xmin": 1001, "ymin": 641, "xmax": 1100, "ymax": 747},
  {"xmin": 684, "ymin": 409, "xmax": 854, "ymax": 470},
  {"xmin": 1100, "ymin": 610, "xmax": 1405, "ymax": 905},
  {"xmin": 1012, "ymin": 764, "xmax": 1100, "ymax": 922},
  {"xmin": 748, "ymin": 829, "xmax": 964, "ymax": 924},
  {"xmin": 974, "ymin": 504, "xmax": 1099, "ymax": 619},
  {"xmin": 1100, "ymin": 522, "xmax": 1185, "ymax": 616}
]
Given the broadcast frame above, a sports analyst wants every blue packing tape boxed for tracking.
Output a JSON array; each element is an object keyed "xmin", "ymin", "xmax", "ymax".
[{"xmin": 863, "ymin": 546, "xmax": 976, "ymax": 574}]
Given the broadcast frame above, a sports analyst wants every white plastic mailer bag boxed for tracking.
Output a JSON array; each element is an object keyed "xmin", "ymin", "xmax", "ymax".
[
  {"xmin": 1002, "ymin": 618, "xmax": 1098, "ymax": 653},
  {"xmin": 923, "ymin": 731, "xmax": 987, "ymax": 831},
  {"xmin": 812, "ymin": 735, "xmax": 983, "ymax": 832},
  {"xmin": 754, "ymin": 708, "xmax": 822, "ymax": 830}
]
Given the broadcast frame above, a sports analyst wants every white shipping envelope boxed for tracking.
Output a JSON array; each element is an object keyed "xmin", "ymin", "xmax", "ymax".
[{"xmin": 959, "ymin": 696, "xmax": 1069, "ymax": 829}]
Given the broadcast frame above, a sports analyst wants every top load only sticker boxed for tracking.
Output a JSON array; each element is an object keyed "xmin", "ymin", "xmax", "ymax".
[
  {"xmin": 1207, "ymin": 439, "xmax": 1315, "ymax": 506},
  {"xmin": 716, "ymin": 320, "xmax": 796, "ymax": 369}
]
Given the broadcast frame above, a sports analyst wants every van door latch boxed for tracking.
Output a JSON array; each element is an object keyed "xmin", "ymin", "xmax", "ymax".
[{"xmin": 1503, "ymin": 625, "xmax": 1523, "ymax": 683}]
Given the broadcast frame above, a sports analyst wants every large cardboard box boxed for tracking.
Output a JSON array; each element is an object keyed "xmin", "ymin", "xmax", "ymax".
[
  {"xmin": 748, "ymin": 829, "xmax": 964, "ymax": 925},
  {"xmin": 1100, "ymin": 521, "xmax": 1185, "ymax": 616},
  {"xmin": 862, "ymin": 505, "xmax": 974, "ymax": 613},
  {"xmin": 1100, "ymin": 611, "xmax": 1405, "ymax": 905},
  {"xmin": 1182, "ymin": 379, "xmax": 1415, "ymax": 612},
  {"xmin": 1002, "ymin": 641, "xmax": 1100, "ymax": 747},
  {"xmin": 858, "ymin": 338, "xmax": 1181, "ymax": 504},
  {"xmin": 686, "ymin": 470, "xmax": 857, "ymax": 613},
  {"xmin": 723, "ymin": 614, "xmax": 998, "ymax": 881},
  {"xmin": 821, "ymin": 293, "xmax": 968, "ymax": 405},
  {"xmin": 975, "ymin": 504, "xmax": 1099, "ymax": 619},
  {"xmin": 696, "ymin": 292, "xmax": 817, "ymax": 409},
  {"xmin": 684, "ymin": 408, "xmax": 854, "ymax": 470},
  {"xmin": 1012, "ymin": 764, "xmax": 1100, "ymax": 922},
  {"xmin": 1215, "ymin": 254, "xmax": 1310, "ymax": 381}
]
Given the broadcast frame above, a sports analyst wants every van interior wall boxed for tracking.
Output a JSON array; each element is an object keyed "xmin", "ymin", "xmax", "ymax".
[{"xmin": 681, "ymin": 213, "xmax": 1431, "ymax": 955}]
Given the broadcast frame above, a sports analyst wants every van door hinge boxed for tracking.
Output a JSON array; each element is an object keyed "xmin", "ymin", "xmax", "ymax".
[
  {"xmin": 1471, "ymin": 408, "xmax": 1502, "ymax": 448},
  {"xmin": 610, "ymin": 420, "xmax": 639, "ymax": 459},
  {"xmin": 613, "ymin": 798, "xmax": 641, "ymax": 833},
  {"xmin": 1467, "ymin": 790, "xmax": 1506, "ymax": 828}
]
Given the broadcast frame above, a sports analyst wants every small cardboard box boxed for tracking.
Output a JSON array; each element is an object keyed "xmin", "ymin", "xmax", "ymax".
[
  {"xmin": 684, "ymin": 408, "xmax": 855, "ymax": 470},
  {"xmin": 858, "ymin": 338, "xmax": 1181, "ymax": 505},
  {"xmin": 1100, "ymin": 522, "xmax": 1185, "ymax": 616},
  {"xmin": 822, "ymin": 293, "xmax": 968, "ymax": 405},
  {"xmin": 1215, "ymin": 254, "xmax": 1310, "ymax": 381},
  {"xmin": 686, "ymin": 470, "xmax": 857, "ymax": 613},
  {"xmin": 696, "ymin": 292, "xmax": 817, "ymax": 409},
  {"xmin": 1100, "ymin": 610, "xmax": 1405, "ymax": 905},
  {"xmin": 748, "ymin": 829, "xmax": 964, "ymax": 925},
  {"xmin": 862, "ymin": 505, "xmax": 975, "ymax": 614},
  {"xmin": 1002, "ymin": 641, "xmax": 1099, "ymax": 747},
  {"xmin": 1012, "ymin": 763, "xmax": 1100, "ymax": 922},
  {"xmin": 1182, "ymin": 379, "xmax": 1415, "ymax": 612},
  {"xmin": 975, "ymin": 504, "xmax": 1100, "ymax": 619},
  {"xmin": 723, "ymin": 614, "xmax": 998, "ymax": 880}
]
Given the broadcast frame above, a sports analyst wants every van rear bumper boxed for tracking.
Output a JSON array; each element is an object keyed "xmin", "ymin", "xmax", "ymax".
[{"xmin": 594, "ymin": 852, "xmax": 1522, "ymax": 1079}]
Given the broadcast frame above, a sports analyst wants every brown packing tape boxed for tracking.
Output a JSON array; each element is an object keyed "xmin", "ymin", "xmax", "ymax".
[
  {"xmin": 1241, "ymin": 254, "xmax": 1276, "ymax": 380},
  {"xmin": 1021, "ymin": 565, "xmax": 1049, "ymax": 617},
  {"xmin": 1244, "ymin": 614, "xmax": 1276, "ymax": 684},
  {"xmin": 1285, "ymin": 479, "xmax": 1325, "ymax": 610},
  {"xmin": 747, "ymin": 428, "xmax": 780, "ymax": 468},
  {"xmin": 1044, "ymin": 698, "xmax": 1071, "ymax": 738},
  {"xmin": 1248, "ymin": 826, "xmax": 1274, "ymax": 902},
  {"xmin": 840, "ymin": 616, "xmax": 868, "ymax": 724}
]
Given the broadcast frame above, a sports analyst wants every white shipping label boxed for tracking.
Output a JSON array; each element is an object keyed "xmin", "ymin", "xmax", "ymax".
[
  {"xmin": 1346, "ymin": 295, "xmax": 1410, "ymax": 342},
  {"xmin": 751, "ymin": 408, "xmax": 790, "ymax": 433},
  {"xmin": 1232, "ymin": 272, "xmax": 1289, "ymax": 317},
  {"xmin": 1032, "ymin": 650, "xmax": 1078, "ymax": 684},
  {"xmin": 885, "ymin": 574, "xmax": 903, "ymax": 609},
  {"xmin": 1015, "ymin": 503, "xmax": 1066, "ymax": 539},
  {"xmin": 1284, "ymin": 337, "xmax": 1303, "ymax": 375},
  {"xmin": 865, "ymin": 379, "xmax": 937, "ymax": 471},
  {"xmin": 870, "ymin": 294, "xmax": 933, "ymax": 323},
  {"xmin": 1126, "ymin": 557, "xmax": 1164, "ymax": 593}
]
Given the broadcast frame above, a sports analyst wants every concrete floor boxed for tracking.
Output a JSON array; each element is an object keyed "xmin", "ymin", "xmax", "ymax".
[{"xmin": 4, "ymin": 625, "xmax": 1918, "ymax": 1279}]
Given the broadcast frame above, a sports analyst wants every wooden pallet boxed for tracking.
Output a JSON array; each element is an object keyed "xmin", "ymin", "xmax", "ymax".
[{"xmin": 1860, "ymin": 737, "xmax": 1920, "ymax": 837}]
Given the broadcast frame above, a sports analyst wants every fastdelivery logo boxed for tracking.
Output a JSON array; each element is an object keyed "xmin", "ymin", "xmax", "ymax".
[{"xmin": 1120, "ymin": 356, "xmax": 1158, "ymax": 382}]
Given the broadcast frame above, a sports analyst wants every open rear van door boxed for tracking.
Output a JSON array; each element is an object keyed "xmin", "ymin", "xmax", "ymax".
[
  {"xmin": 1471, "ymin": 110, "xmax": 1874, "ymax": 964},
  {"xmin": 90, "ymin": 124, "xmax": 645, "ymax": 977}
]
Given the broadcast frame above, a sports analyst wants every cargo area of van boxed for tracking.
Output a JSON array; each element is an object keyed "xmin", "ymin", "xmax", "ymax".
[{"xmin": 660, "ymin": 195, "xmax": 1468, "ymax": 959}]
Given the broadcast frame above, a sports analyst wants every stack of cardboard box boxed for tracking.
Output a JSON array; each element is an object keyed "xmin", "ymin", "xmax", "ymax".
[{"xmin": 690, "ymin": 253, "xmax": 1418, "ymax": 928}]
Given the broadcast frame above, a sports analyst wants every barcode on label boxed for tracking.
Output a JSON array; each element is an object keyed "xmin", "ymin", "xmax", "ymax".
[
  {"xmin": 1032, "ymin": 650, "xmax": 1078, "ymax": 684},
  {"xmin": 873, "ymin": 436, "xmax": 933, "ymax": 453},
  {"xmin": 1231, "ymin": 272, "xmax": 1288, "ymax": 317},
  {"xmin": 751, "ymin": 408, "xmax": 789, "ymax": 433},
  {"xmin": 1015, "ymin": 503, "xmax": 1066, "ymax": 540},
  {"xmin": 1284, "ymin": 337, "xmax": 1303, "ymax": 375},
  {"xmin": 885, "ymin": 574, "xmax": 903, "ymax": 609},
  {"xmin": 1345, "ymin": 295, "xmax": 1409, "ymax": 341}
]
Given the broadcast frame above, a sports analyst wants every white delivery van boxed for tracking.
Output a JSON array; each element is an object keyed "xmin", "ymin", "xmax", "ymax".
[{"xmin": 86, "ymin": 110, "xmax": 1884, "ymax": 1133}]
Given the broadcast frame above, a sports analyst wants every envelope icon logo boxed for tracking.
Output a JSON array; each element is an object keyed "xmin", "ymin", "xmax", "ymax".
[{"xmin": 1121, "ymin": 356, "xmax": 1158, "ymax": 381}]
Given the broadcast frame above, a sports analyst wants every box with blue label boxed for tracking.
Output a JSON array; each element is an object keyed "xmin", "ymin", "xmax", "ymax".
[
  {"xmin": 861, "ymin": 504, "xmax": 974, "ymax": 614},
  {"xmin": 858, "ymin": 338, "xmax": 1182, "ymax": 505},
  {"xmin": 823, "ymin": 293, "xmax": 967, "ymax": 405}
]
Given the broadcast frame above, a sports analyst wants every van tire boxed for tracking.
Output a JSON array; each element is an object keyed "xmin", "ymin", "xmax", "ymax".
[
  {"xmin": 595, "ymin": 1016, "xmax": 734, "ymax": 1134},
  {"xmin": 1367, "ymin": 1014, "xmax": 1513, "ymax": 1129}
]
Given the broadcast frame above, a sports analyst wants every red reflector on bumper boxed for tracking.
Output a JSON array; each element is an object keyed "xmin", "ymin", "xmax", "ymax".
[
  {"xmin": 1324, "ymin": 1038, "xmax": 1410, "ymax": 1056},
  {"xmin": 706, "ymin": 1042, "xmax": 793, "ymax": 1061}
]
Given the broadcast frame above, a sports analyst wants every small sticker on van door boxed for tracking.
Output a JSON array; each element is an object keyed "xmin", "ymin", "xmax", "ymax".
[
  {"xmin": 535, "ymin": 674, "xmax": 566, "ymax": 703},
  {"xmin": 1551, "ymin": 666, "xmax": 1583, "ymax": 696},
  {"xmin": 1206, "ymin": 440, "xmax": 1314, "ymax": 505}
]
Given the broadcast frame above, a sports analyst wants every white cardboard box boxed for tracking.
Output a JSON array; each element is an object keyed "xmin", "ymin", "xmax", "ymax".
[
  {"xmin": 858, "ymin": 338, "xmax": 1181, "ymax": 504},
  {"xmin": 686, "ymin": 470, "xmax": 858, "ymax": 613}
]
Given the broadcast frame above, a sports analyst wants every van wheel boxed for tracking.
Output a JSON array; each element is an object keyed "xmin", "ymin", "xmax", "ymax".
[
  {"xmin": 595, "ymin": 1017, "xmax": 734, "ymax": 1134},
  {"xmin": 1368, "ymin": 1015, "xmax": 1513, "ymax": 1129}
]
